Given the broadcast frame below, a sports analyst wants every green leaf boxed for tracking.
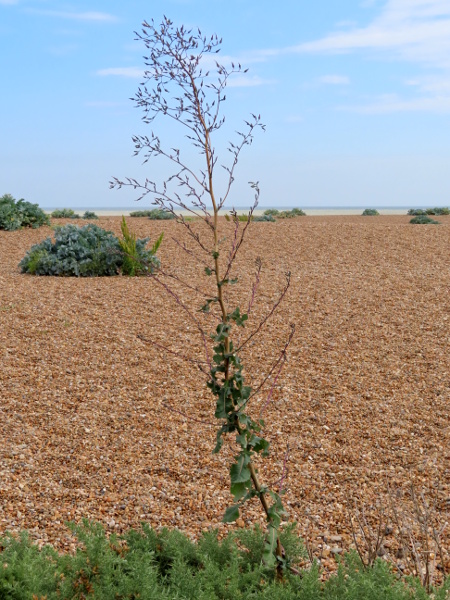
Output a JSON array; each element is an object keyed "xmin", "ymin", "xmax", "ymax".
[
  {"xmin": 230, "ymin": 454, "xmax": 251, "ymax": 484},
  {"xmin": 230, "ymin": 481, "xmax": 248, "ymax": 502},
  {"xmin": 222, "ymin": 505, "xmax": 240, "ymax": 523},
  {"xmin": 204, "ymin": 266, "xmax": 213, "ymax": 276},
  {"xmin": 150, "ymin": 231, "xmax": 164, "ymax": 254},
  {"xmin": 262, "ymin": 526, "xmax": 278, "ymax": 568}
]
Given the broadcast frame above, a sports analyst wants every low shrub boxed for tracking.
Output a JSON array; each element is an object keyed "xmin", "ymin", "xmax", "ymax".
[
  {"xmin": 0, "ymin": 193, "xmax": 50, "ymax": 231},
  {"xmin": 82, "ymin": 211, "xmax": 98, "ymax": 219},
  {"xmin": 362, "ymin": 208, "xmax": 379, "ymax": 216},
  {"xmin": 130, "ymin": 209, "xmax": 175, "ymax": 219},
  {"xmin": 263, "ymin": 209, "xmax": 280, "ymax": 216},
  {"xmin": 408, "ymin": 208, "xmax": 449, "ymax": 216},
  {"xmin": 253, "ymin": 214, "xmax": 276, "ymax": 222},
  {"xmin": 278, "ymin": 208, "xmax": 306, "ymax": 218},
  {"xmin": 409, "ymin": 215, "xmax": 440, "ymax": 224},
  {"xmin": 19, "ymin": 222, "xmax": 161, "ymax": 276},
  {"xmin": 51, "ymin": 208, "xmax": 80, "ymax": 219},
  {"xmin": 0, "ymin": 522, "xmax": 447, "ymax": 599}
]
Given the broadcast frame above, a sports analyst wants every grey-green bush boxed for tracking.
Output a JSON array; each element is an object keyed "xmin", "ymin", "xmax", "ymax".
[
  {"xmin": 83, "ymin": 211, "xmax": 98, "ymax": 219},
  {"xmin": 19, "ymin": 223, "xmax": 160, "ymax": 276},
  {"xmin": 130, "ymin": 209, "xmax": 175, "ymax": 219},
  {"xmin": 0, "ymin": 193, "xmax": 50, "ymax": 231},
  {"xmin": 253, "ymin": 214, "xmax": 276, "ymax": 222},
  {"xmin": 51, "ymin": 208, "xmax": 80, "ymax": 219},
  {"xmin": 362, "ymin": 208, "xmax": 379, "ymax": 216},
  {"xmin": 409, "ymin": 215, "xmax": 440, "ymax": 224}
]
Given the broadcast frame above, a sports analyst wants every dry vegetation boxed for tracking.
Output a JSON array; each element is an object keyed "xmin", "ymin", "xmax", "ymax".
[{"xmin": 0, "ymin": 214, "xmax": 449, "ymax": 578}]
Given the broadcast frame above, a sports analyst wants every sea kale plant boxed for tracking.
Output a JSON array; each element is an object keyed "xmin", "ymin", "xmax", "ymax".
[
  {"xmin": 0, "ymin": 193, "xmax": 50, "ymax": 230},
  {"xmin": 111, "ymin": 17, "xmax": 295, "ymax": 579},
  {"xmin": 20, "ymin": 222, "xmax": 161, "ymax": 276}
]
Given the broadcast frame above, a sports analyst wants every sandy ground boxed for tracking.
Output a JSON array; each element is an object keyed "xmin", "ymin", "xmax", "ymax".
[{"xmin": 0, "ymin": 215, "xmax": 449, "ymax": 576}]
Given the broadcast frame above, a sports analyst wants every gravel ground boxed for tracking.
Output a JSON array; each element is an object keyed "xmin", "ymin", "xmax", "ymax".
[{"xmin": 1, "ymin": 215, "xmax": 449, "ymax": 578}]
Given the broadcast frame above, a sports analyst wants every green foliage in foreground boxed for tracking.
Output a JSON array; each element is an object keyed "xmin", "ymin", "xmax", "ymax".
[
  {"xmin": 0, "ymin": 522, "xmax": 447, "ymax": 600},
  {"xmin": 51, "ymin": 208, "xmax": 80, "ymax": 219},
  {"xmin": 362, "ymin": 209, "xmax": 380, "ymax": 216},
  {"xmin": 129, "ymin": 208, "xmax": 176, "ymax": 219},
  {"xmin": 19, "ymin": 222, "xmax": 161, "ymax": 276},
  {"xmin": 0, "ymin": 193, "xmax": 50, "ymax": 231},
  {"xmin": 409, "ymin": 215, "xmax": 440, "ymax": 225},
  {"xmin": 408, "ymin": 207, "xmax": 449, "ymax": 216}
]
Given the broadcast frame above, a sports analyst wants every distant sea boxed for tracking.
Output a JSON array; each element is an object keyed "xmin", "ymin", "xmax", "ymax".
[{"xmin": 43, "ymin": 206, "xmax": 412, "ymax": 216}]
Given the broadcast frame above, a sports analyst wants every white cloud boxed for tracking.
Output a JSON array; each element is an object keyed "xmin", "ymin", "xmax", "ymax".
[
  {"xmin": 340, "ymin": 92, "xmax": 450, "ymax": 113},
  {"xmin": 26, "ymin": 9, "xmax": 118, "ymax": 22},
  {"xmin": 227, "ymin": 74, "xmax": 275, "ymax": 87},
  {"xmin": 96, "ymin": 67, "xmax": 144, "ymax": 78},
  {"xmin": 318, "ymin": 75, "xmax": 350, "ymax": 85},
  {"xmin": 294, "ymin": 0, "xmax": 450, "ymax": 69},
  {"xmin": 0, "ymin": 0, "xmax": 19, "ymax": 4},
  {"xmin": 96, "ymin": 67, "xmax": 274, "ymax": 87}
]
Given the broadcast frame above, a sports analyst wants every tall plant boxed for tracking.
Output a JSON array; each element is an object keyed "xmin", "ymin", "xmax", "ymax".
[{"xmin": 111, "ymin": 17, "xmax": 294, "ymax": 578}]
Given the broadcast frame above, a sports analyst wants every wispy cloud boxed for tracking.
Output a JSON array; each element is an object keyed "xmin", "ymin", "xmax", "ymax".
[
  {"xmin": 96, "ymin": 67, "xmax": 274, "ymax": 88},
  {"xmin": 288, "ymin": 1, "xmax": 450, "ymax": 113},
  {"xmin": 340, "ymin": 93, "xmax": 450, "ymax": 113},
  {"xmin": 26, "ymin": 9, "xmax": 118, "ymax": 22},
  {"xmin": 318, "ymin": 75, "xmax": 350, "ymax": 85},
  {"xmin": 0, "ymin": 0, "xmax": 19, "ymax": 5},
  {"xmin": 294, "ymin": 0, "xmax": 450, "ymax": 69},
  {"xmin": 85, "ymin": 101, "xmax": 127, "ymax": 108},
  {"xmin": 227, "ymin": 74, "xmax": 275, "ymax": 87},
  {"xmin": 96, "ymin": 67, "xmax": 143, "ymax": 78}
]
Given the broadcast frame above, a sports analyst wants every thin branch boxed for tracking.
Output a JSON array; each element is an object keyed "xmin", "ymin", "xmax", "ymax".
[
  {"xmin": 237, "ymin": 271, "xmax": 291, "ymax": 352},
  {"xmin": 137, "ymin": 334, "xmax": 209, "ymax": 374}
]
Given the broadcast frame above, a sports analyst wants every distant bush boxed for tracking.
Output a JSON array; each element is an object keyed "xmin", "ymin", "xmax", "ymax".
[
  {"xmin": 263, "ymin": 209, "xmax": 280, "ymax": 216},
  {"xmin": 426, "ymin": 207, "xmax": 450, "ymax": 215},
  {"xmin": 0, "ymin": 193, "xmax": 50, "ymax": 231},
  {"xmin": 408, "ymin": 207, "xmax": 449, "ymax": 216},
  {"xmin": 409, "ymin": 215, "xmax": 440, "ymax": 224},
  {"xmin": 51, "ymin": 208, "xmax": 80, "ymax": 219},
  {"xmin": 253, "ymin": 214, "xmax": 276, "ymax": 222},
  {"xmin": 129, "ymin": 209, "xmax": 175, "ymax": 219},
  {"xmin": 278, "ymin": 208, "xmax": 306, "ymax": 218},
  {"xmin": 362, "ymin": 208, "xmax": 379, "ymax": 216},
  {"xmin": 19, "ymin": 222, "xmax": 162, "ymax": 276},
  {"xmin": 82, "ymin": 211, "xmax": 98, "ymax": 219}
]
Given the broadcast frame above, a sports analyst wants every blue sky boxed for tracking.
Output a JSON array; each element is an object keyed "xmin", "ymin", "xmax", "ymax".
[{"xmin": 1, "ymin": 0, "xmax": 450, "ymax": 209}]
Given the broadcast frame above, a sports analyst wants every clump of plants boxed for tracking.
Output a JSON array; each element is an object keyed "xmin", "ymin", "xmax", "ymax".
[
  {"xmin": 278, "ymin": 208, "xmax": 306, "ymax": 218},
  {"xmin": 82, "ymin": 210, "xmax": 99, "ymax": 219},
  {"xmin": 111, "ymin": 17, "xmax": 297, "ymax": 578},
  {"xmin": 409, "ymin": 215, "xmax": 440, "ymax": 225},
  {"xmin": 0, "ymin": 193, "xmax": 50, "ymax": 230},
  {"xmin": 2, "ymin": 521, "xmax": 445, "ymax": 599},
  {"xmin": 51, "ymin": 208, "xmax": 80, "ymax": 219},
  {"xmin": 362, "ymin": 208, "xmax": 379, "ymax": 216},
  {"xmin": 408, "ymin": 207, "xmax": 449, "ymax": 216},
  {"xmin": 129, "ymin": 208, "xmax": 175, "ymax": 219},
  {"xmin": 253, "ymin": 214, "xmax": 276, "ymax": 222},
  {"xmin": 19, "ymin": 222, "xmax": 161, "ymax": 276},
  {"xmin": 261, "ymin": 208, "xmax": 306, "ymax": 219}
]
